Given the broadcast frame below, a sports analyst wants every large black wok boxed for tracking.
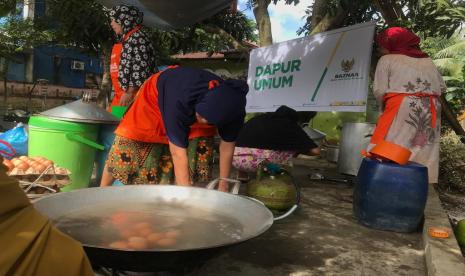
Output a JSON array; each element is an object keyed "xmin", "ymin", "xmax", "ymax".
[{"xmin": 33, "ymin": 184, "xmax": 274, "ymax": 272}]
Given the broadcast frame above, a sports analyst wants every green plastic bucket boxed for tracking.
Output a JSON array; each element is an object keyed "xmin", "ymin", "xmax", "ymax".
[
  {"xmin": 28, "ymin": 116, "xmax": 104, "ymax": 191},
  {"xmin": 111, "ymin": 106, "xmax": 127, "ymax": 119}
]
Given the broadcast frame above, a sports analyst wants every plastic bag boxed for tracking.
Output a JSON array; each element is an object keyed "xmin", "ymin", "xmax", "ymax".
[{"xmin": 0, "ymin": 123, "xmax": 28, "ymax": 158}]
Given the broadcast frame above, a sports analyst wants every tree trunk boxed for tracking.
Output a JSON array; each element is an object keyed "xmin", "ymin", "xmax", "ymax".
[
  {"xmin": 311, "ymin": 0, "xmax": 327, "ymax": 29},
  {"xmin": 440, "ymin": 95, "xmax": 465, "ymax": 144},
  {"xmin": 230, "ymin": 0, "xmax": 238, "ymax": 14},
  {"xmin": 310, "ymin": 5, "xmax": 347, "ymax": 35},
  {"xmin": 373, "ymin": 0, "xmax": 403, "ymax": 26},
  {"xmin": 1, "ymin": 60, "xmax": 9, "ymax": 102},
  {"xmin": 253, "ymin": 0, "xmax": 273, "ymax": 46},
  {"xmin": 97, "ymin": 43, "xmax": 112, "ymax": 109},
  {"xmin": 203, "ymin": 24, "xmax": 246, "ymax": 51}
]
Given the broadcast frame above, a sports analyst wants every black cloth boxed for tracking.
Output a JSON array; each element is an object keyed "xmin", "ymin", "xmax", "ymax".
[{"xmin": 236, "ymin": 106, "xmax": 317, "ymax": 152}]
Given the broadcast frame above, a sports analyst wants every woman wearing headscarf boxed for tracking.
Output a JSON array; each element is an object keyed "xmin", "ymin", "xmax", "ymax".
[
  {"xmin": 0, "ymin": 158, "xmax": 93, "ymax": 276},
  {"xmin": 370, "ymin": 27, "xmax": 447, "ymax": 183},
  {"xmin": 233, "ymin": 105, "xmax": 320, "ymax": 180},
  {"xmin": 100, "ymin": 66, "xmax": 248, "ymax": 191},
  {"xmin": 109, "ymin": 5, "xmax": 156, "ymax": 108}
]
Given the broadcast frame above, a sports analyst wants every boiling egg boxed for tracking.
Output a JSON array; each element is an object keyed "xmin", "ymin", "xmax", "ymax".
[
  {"xmin": 156, "ymin": 238, "xmax": 176, "ymax": 247},
  {"xmin": 164, "ymin": 230, "xmax": 180, "ymax": 239},
  {"xmin": 111, "ymin": 212, "xmax": 130, "ymax": 226},
  {"xmin": 137, "ymin": 227, "xmax": 153, "ymax": 237},
  {"xmin": 109, "ymin": 240, "xmax": 129, "ymax": 250},
  {"xmin": 147, "ymin": 232, "xmax": 164, "ymax": 245},
  {"xmin": 127, "ymin": 236, "xmax": 148, "ymax": 250},
  {"xmin": 120, "ymin": 229, "xmax": 137, "ymax": 239},
  {"xmin": 133, "ymin": 222, "xmax": 151, "ymax": 230}
]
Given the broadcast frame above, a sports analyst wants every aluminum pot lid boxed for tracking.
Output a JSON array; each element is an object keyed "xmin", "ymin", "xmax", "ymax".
[{"xmin": 40, "ymin": 100, "xmax": 120, "ymax": 124}]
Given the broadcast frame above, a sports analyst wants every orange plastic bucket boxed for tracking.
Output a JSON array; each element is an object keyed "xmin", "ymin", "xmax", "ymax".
[{"xmin": 369, "ymin": 140, "xmax": 411, "ymax": 165}]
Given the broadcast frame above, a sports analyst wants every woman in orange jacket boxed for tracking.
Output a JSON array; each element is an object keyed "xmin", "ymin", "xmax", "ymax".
[{"xmin": 100, "ymin": 66, "xmax": 248, "ymax": 191}]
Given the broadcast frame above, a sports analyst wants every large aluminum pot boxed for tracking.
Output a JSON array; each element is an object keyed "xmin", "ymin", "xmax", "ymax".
[
  {"xmin": 337, "ymin": 122, "xmax": 375, "ymax": 175},
  {"xmin": 33, "ymin": 185, "xmax": 273, "ymax": 272}
]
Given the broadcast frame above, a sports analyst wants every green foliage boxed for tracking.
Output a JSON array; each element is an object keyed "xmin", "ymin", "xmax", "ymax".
[
  {"xmin": 40, "ymin": 0, "xmax": 114, "ymax": 54},
  {"xmin": 146, "ymin": 9, "xmax": 257, "ymax": 63},
  {"xmin": 439, "ymin": 131, "xmax": 465, "ymax": 193},
  {"xmin": 423, "ymin": 34, "xmax": 465, "ymax": 113},
  {"xmin": 42, "ymin": 1, "xmax": 257, "ymax": 63},
  {"xmin": 0, "ymin": 0, "xmax": 16, "ymax": 17},
  {"xmin": 403, "ymin": 0, "xmax": 465, "ymax": 38},
  {"xmin": 0, "ymin": 16, "xmax": 52, "ymax": 61},
  {"xmin": 208, "ymin": 10, "xmax": 258, "ymax": 44},
  {"xmin": 0, "ymin": 10, "xmax": 51, "ymax": 83},
  {"xmin": 245, "ymin": 0, "xmax": 300, "ymax": 9},
  {"xmin": 297, "ymin": 0, "xmax": 379, "ymax": 36},
  {"xmin": 297, "ymin": 0, "xmax": 464, "ymax": 38}
]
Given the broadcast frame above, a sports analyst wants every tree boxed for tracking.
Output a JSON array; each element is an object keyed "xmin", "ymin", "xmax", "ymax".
[
  {"xmin": 428, "ymin": 36, "xmax": 465, "ymax": 113},
  {"xmin": 298, "ymin": 0, "xmax": 378, "ymax": 36},
  {"xmin": 43, "ymin": 1, "xmax": 257, "ymax": 107},
  {"xmin": 298, "ymin": 0, "xmax": 464, "ymax": 37},
  {"xmin": 0, "ymin": 8, "xmax": 51, "ymax": 100},
  {"xmin": 0, "ymin": 0, "xmax": 16, "ymax": 17},
  {"xmin": 245, "ymin": 0, "xmax": 300, "ymax": 46},
  {"xmin": 149, "ymin": 8, "xmax": 258, "ymax": 59},
  {"xmin": 297, "ymin": 0, "xmax": 465, "ymax": 141},
  {"xmin": 421, "ymin": 35, "xmax": 465, "ymax": 142}
]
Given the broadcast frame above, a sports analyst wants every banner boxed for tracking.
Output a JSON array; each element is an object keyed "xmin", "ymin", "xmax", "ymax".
[{"xmin": 246, "ymin": 22, "xmax": 376, "ymax": 112}]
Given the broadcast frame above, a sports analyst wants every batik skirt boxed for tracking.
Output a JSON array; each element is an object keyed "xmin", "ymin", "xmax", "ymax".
[{"xmin": 106, "ymin": 135, "xmax": 214, "ymax": 185}]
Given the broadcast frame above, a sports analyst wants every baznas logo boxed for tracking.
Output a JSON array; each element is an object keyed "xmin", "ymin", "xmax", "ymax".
[
  {"xmin": 341, "ymin": 58, "xmax": 355, "ymax": 72},
  {"xmin": 332, "ymin": 57, "xmax": 360, "ymax": 81}
]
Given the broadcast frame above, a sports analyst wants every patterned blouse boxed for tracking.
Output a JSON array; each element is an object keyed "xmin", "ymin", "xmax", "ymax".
[
  {"xmin": 118, "ymin": 29, "xmax": 156, "ymax": 91},
  {"xmin": 372, "ymin": 54, "xmax": 446, "ymax": 183},
  {"xmin": 110, "ymin": 5, "xmax": 156, "ymax": 91}
]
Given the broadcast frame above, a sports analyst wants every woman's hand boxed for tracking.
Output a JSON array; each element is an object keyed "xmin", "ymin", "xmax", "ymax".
[
  {"xmin": 168, "ymin": 142, "xmax": 190, "ymax": 186},
  {"xmin": 119, "ymin": 86, "xmax": 138, "ymax": 106}
]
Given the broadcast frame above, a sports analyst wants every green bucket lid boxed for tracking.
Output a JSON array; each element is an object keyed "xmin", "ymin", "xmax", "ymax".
[{"xmin": 29, "ymin": 116, "xmax": 99, "ymax": 132}]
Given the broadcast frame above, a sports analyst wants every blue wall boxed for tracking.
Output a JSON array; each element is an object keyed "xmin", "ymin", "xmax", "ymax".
[
  {"xmin": 4, "ymin": 1, "xmax": 104, "ymax": 88},
  {"xmin": 32, "ymin": 2, "xmax": 103, "ymax": 88},
  {"xmin": 33, "ymin": 46, "xmax": 103, "ymax": 88},
  {"xmin": 5, "ymin": 54, "xmax": 26, "ymax": 82}
]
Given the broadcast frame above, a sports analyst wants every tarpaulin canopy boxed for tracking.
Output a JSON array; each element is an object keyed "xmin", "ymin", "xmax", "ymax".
[{"xmin": 97, "ymin": 0, "xmax": 233, "ymax": 30}]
